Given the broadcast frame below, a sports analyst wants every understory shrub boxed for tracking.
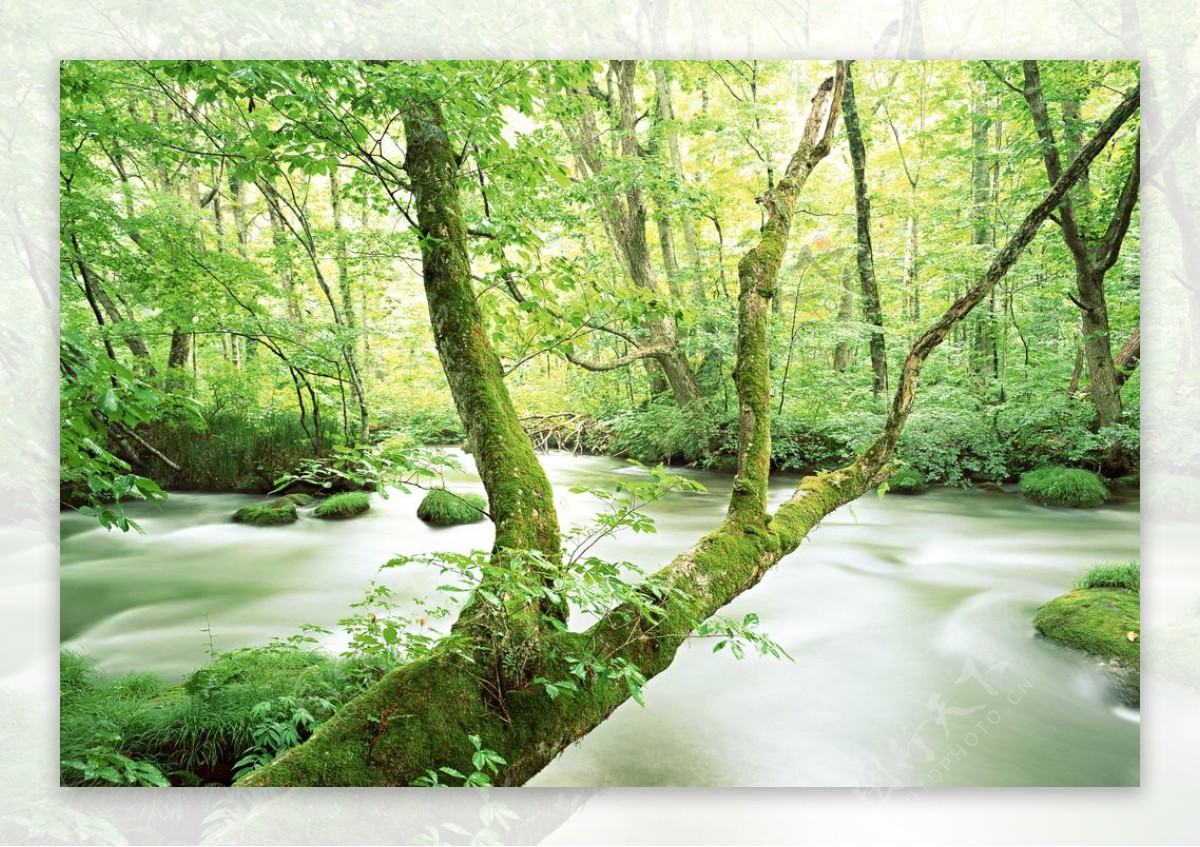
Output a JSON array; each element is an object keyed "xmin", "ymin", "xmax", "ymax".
[
  {"xmin": 380, "ymin": 405, "xmax": 464, "ymax": 444},
  {"xmin": 885, "ymin": 468, "xmax": 928, "ymax": 493},
  {"xmin": 1020, "ymin": 466, "xmax": 1108, "ymax": 507},
  {"xmin": 892, "ymin": 404, "xmax": 1009, "ymax": 485},
  {"xmin": 142, "ymin": 409, "xmax": 346, "ymax": 493},
  {"xmin": 60, "ymin": 648, "xmax": 356, "ymax": 786},
  {"xmin": 603, "ymin": 404, "xmax": 730, "ymax": 467},
  {"xmin": 416, "ymin": 489, "xmax": 488, "ymax": 526},
  {"xmin": 313, "ymin": 492, "xmax": 371, "ymax": 520}
]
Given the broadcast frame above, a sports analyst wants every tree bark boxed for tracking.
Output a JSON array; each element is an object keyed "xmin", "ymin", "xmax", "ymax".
[
  {"xmin": 242, "ymin": 73, "xmax": 1138, "ymax": 791},
  {"xmin": 329, "ymin": 171, "xmax": 369, "ymax": 443},
  {"xmin": 970, "ymin": 82, "xmax": 998, "ymax": 379},
  {"xmin": 833, "ymin": 268, "xmax": 854, "ymax": 373},
  {"xmin": 842, "ymin": 62, "xmax": 888, "ymax": 398},
  {"xmin": 1022, "ymin": 61, "xmax": 1138, "ymax": 431},
  {"xmin": 560, "ymin": 61, "xmax": 706, "ymax": 411},
  {"xmin": 400, "ymin": 98, "xmax": 560, "ymax": 560},
  {"xmin": 654, "ymin": 65, "xmax": 702, "ymax": 273}
]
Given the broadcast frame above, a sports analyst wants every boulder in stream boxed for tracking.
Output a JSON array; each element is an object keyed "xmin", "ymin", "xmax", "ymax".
[
  {"xmin": 313, "ymin": 492, "xmax": 371, "ymax": 520},
  {"xmin": 416, "ymin": 489, "xmax": 488, "ymax": 526},
  {"xmin": 232, "ymin": 499, "xmax": 298, "ymax": 526},
  {"xmin": 1035, "ymin": 563, "xmax": 1139, "ymax": 706}
]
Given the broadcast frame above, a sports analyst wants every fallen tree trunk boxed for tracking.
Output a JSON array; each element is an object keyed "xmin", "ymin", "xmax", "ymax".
[{"xmin": 242, "ymin": 74, "xmax": 1138, "ymax": 789}]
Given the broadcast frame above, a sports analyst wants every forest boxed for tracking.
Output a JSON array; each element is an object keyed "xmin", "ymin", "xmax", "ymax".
[{"xmin": 60, "ymin": 59, "xmax": 1141, "ymax": 788}]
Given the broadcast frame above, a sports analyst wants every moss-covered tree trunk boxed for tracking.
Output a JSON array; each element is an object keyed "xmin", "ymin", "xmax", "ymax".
[
  {"xmin": 241, "ymin": 75, "xmax": 1137, "ymax": 790},
  {"xmin": 401, "ymin": 99, "xmax": 560, "ymax": 560},
  {"xmin": 842, "ymin": 62, "xmax": 888, "ymax": 399}
]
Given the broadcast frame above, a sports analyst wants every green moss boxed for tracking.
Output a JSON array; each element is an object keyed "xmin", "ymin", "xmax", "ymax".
[
  {"xmin": 313, "ymin": 492, "xmax": 371, "ymax": 520},
  {"xmin": 886, "ymin": 468, "xmax": 928, "ymax": 494},
  {"xmin": 1035, "ymin": 587, "xmax": 1139, "ymax": 705},
  {"xmin": 416, "ymin": 489, "xmax": 488, "ymax": 526},
  {"xmin": 1074, "ymin": 561, "xmax": 1139, "ymax": 592},
  {"xmin": 1019, "ymin": 466, "xmax": 1108, "ymax": 507},
  {"xmin": 232, "ymin": 499, "xmax": 298, "ymax": 526},
  {"xmin": 1035, "ymin": 588, "xmax": 1139, "ymax": 665},
  {"xmin": 278, "ymin": 492, "xmax": 315, "ymax": 507}
]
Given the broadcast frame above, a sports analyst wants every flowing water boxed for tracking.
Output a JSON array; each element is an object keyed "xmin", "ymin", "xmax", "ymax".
[{"xmin": 60, "ymin": 451, "xmax": 1139, "ymax": 787}]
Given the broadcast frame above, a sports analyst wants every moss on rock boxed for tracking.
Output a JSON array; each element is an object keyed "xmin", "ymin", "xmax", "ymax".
[
  {"xmin": 885, "ymin": 468, "xmax": 928, "ymax": 494},
  {"xmin": 232, "ymin": 499, "xmax": 298, "ymax": 526},
  {"xmin": 1035, "ymin": 586, "xmax": 1139, "ymax": 706},
  {"xmin": 278, "ymin": 492, "xmax": 315, "ymax": 507},
  {"xmin": 416, "ymin": 489, "xmax": 488, "ymax": 526},
  {"xmin": 1019, "ymin": 466, "xmax": 1108, "ymax": 507},
  {"xmin": 313, "ymin": 492, "xmax": 371, "ymax": 520}
]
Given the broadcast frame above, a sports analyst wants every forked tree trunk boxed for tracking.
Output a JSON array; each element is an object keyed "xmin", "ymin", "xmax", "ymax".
[
  {"xmin": 560, "ymin": 61, "xmax": 707, "ymax": 412},
  {"xmin": 242, "ymin": 73, "xmax": 1137, "ymax": 789},
  {"xmin": 1022, "ymin": 61, "xmax": 1139, "ymax": 432}
]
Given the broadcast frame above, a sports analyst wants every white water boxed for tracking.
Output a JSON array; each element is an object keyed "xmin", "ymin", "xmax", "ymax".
[{"xmin": 61, "ymin": 451, "xmax": 1139, "ymax": 786}]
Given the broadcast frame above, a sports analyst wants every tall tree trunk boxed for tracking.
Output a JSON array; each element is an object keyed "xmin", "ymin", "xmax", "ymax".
[
  {"xmin": 833, "ymin": 268, "xmax": 854, "ymax": 373},
  {"xmin": 400, "ymin": 99, "xmax": 560, "ymax": 560},
  {"xmin": 167, "ymin": 328, "xmax": 191, "ymax": 369},
  {"xmin": 561, "ymin": 61, "xmax": 706, "ymax": 411},
  {"xmin": 654, "ymin": 65, "xmax": 701, "ymax": 272},
  {"xmin": 970, "ymin": 83, "xmax": 998, "ymax": 379},
  {"xmin": 330, "ymin": 172, "xmax": 369, "ymax": 443},
  {"xmin": 842, "ymin": 62, "xmax": 888, "ymax": 398},
  {"xmin": 1022, "ymin": 61, "xmax": 1138, "ymax": 432},
  {"xmin": 266, "ymin": 188, "xmax": 301, "ymax": 323},
  {"xmin": 243, "ymin": 69, "xmax": 1136, "ymax": 791}
]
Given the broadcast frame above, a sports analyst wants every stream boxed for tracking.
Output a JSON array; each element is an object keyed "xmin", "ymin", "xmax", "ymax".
[{"xmin": 60, "ymin": 450, "xmax": 1139, "ymax": 787}]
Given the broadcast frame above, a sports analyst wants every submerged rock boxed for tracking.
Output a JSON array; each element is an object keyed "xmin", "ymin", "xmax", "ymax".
[
  {"xmin": 232, "ymin": 499, "xmax": 298, "ymax": 526},
  {"xmin": 1035, "ymin": 587, "xmax": 1139, "ymax": 706}
]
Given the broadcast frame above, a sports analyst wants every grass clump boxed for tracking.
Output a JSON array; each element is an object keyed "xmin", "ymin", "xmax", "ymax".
[
  {"xmin": 416, "ymin": 489, "xmax": 488, "ymax": 526},
  {"xmin": 1074, "ymin": 561, "xmax": 1139, "ymax": 592},
  {"xmin": 60, "ymin": 648, "xmax": 358, "ymax": 787},
  {"xmin": 313, "ymin": 492, "xmax": 371, "ymax": 520},
  {"xmin": 886, "ymin": 468, "xmax": 928, "ymax": 494},
  {"xmin": 1019, "ymin": 466, "xmax": 1108, "ymax": 507},
  {"xmin": 232, "ymin": 499, "xmax": 298, "ymax": 526}
]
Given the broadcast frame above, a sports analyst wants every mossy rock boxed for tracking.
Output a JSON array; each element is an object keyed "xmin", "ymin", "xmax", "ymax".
[
  {"xmin": 278, "ymin": 492, "xmax": 315, "ymax": 507},
  {"xmin": 1019, "ymin": 466, "xmax": 1108, "ymax": 507},
  {"xmin": 886, "ymin": 468, "xmax": 928, "ymax": 494},
  {"xmin": 1035, "ymin": 587, "xmax": 1139, "ymax": 706},
  {"xmin": 416, "ymin": 489, "xmax": 488, "ymax": 526},
  {"xmin": 313, "ymin": 492, "xmax": 371, "ymax": 520},
  {"xmin": 232, "ymin": 499, "xmax": 298, "ymax": 526}
]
